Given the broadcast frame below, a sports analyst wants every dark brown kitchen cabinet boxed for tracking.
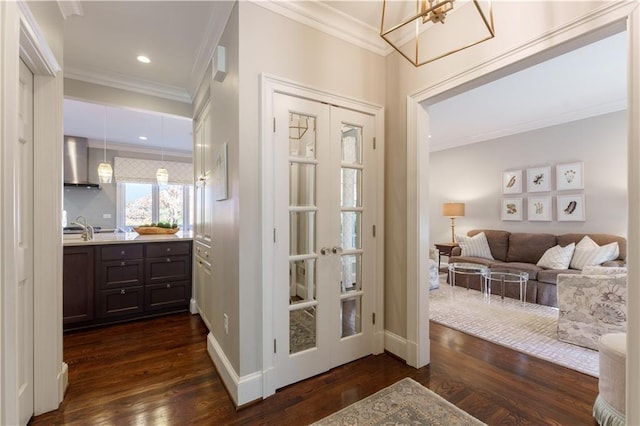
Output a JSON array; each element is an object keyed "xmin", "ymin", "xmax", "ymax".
[
  {"xmin": 63, "ymin": 240, "xmax": 192, "ymax": 331},
  {"xmin": 63, "ymin": 246, "xmax": 95, "ymax": 325},
  {"xmin": 144, "ymin": 241, "xmax": 191, "ymax": 309}
]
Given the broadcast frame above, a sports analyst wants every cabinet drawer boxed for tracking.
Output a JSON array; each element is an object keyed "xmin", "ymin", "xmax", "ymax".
[
  {"xmin": 98, "ymin": 259, "xmax": 144, "ymax": 289},
  {"xmin": 97, "ymin": 286, "xmax": 144, "ymax": 318},
  {"xmin": 99, "ymin": 244, "xmax": 143, "ymax": 261},
  {"xmin": 145, "ymin": 255, "xmax": 190, "ymax": 284},
  {"xmin": 145, "ymin": 280, "xmax": 191, "ymax": 311},
  {"xmin": 194, "ymin": 242, "xmax": 211, "ymax": 262},
  {"xmin": 146, "ymin": 241, "xmax": 191, "ymax": 258}
]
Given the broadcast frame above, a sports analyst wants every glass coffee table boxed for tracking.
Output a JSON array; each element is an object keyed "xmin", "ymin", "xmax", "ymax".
[
  {"xmin": 448, "ymin": 263, "xmax": 489, "ymax": 293},
  {"xmin": 486, "ymin": 271, "xmax": 529, "ymax": 302}
]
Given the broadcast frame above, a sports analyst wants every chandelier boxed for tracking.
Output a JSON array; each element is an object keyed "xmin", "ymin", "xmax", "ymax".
[{"xmin": 380, "ymin": 0, "xmax": 495, "ymax": 67}]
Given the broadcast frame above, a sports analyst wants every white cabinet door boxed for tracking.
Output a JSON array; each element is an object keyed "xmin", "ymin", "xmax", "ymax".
[
  {"xmin": 195, "ymin": 254, "xmax": 212, "ymax": 330},
  {"xmin": 193, "ymin": 103, "xmax": 212, "ymax": 245}
]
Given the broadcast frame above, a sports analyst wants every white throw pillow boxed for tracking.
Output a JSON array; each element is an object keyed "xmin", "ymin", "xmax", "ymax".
[
  {"xmin": 536, "ymin": 243, "xmax": 575, "ymax": 270},
  {"xmin": 455, "ymin": 232, "xmax": 494, "ymax": 260},
  {"xmin": 569, "ymin": 236, "xmax": 619, "ymax": 270}
]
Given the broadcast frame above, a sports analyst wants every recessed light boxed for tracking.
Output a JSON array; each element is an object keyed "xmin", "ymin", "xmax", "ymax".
[
  {"xmin": 137, "ymin": 55, "xmax": 151, "ymax": 64},
  {"xmin": 139, "ymin": 136, "xmax": 148, "ymax": 141}
]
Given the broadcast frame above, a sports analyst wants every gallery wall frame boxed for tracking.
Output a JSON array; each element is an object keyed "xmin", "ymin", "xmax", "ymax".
[
  {"xmin": 556, "ymin": 162, "xmax": 584, "ymax": 191},
  {"xmin": 502, "ymin": 169, "xmax": 523, "ymax": 194},
  {"xmin": 526, "ymin": 166, "xmax": 552, "ymax": 192},
  {"xmin": 528, "ymin": 196, "xmax": 552, "ymax": 221},
  {"xmin": 501, "ymin": 197, "xmax": 523, "ymax": 221},
  {"xmin": 557, "ymin": 194, "xmax": 585, "ymax": 221}
]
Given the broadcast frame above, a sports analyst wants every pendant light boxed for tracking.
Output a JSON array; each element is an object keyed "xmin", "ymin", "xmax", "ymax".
[
  {"xmin": 156, "ymin": 116, "xmax": 169, "ymax": 185},
  {"xmin": 97, "ymin": 106, "xmax": 113, "ymax": 183}
]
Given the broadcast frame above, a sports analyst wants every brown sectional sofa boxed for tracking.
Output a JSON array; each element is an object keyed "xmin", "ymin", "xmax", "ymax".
[{"xmin": 448, "ymin": 229, "xmax": 626, "ymax": 307}]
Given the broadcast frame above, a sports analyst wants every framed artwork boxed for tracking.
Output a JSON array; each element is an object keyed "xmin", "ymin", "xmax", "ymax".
[
  {"xmin": 502, "ymin": 170, "xmax": 522, "ymax": 194},
  {"xmin": 214, "ymin": 142, "xmax": 228, "ymax": 201},
  {"xmin": 501, "ymin": 197, "xmax": 523, "ymax": 221},
  {"xmin": 557, "ymin": 194, "xmax": 585, "ymax": 221},
  {"xmin": 556, "ymin": 162, "xmax": 584, "ymax": 191},
  {"xmin": 527, "ymin": 196, "xmax": 552, "ymax": 221},
  {"xmin": 526, "ymin": 166, "xmax": 552, "ymax": 192}
]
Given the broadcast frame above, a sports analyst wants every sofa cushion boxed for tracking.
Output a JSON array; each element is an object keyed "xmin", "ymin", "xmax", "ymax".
[
  {"xmin": 506, "ymin": 233, "xmax": 557, "ymax": 264},
  {"xmin": 570, "ymin": 236, "xmax": 619, "ymax": 270},
  {"xmin": 536, "ymin": 243, "xmax": 575, "ymax": 270},
  {"xmin": 537, "ymin": 268, "xmax": 580, "ymax": 285},
  {"xmin": 456, "ymin": 232, "xmax": 494, "ymax": 259},
  {"xmin": 468, "ymin": 229, "xmax": 510, "ymax": 261},
  {"xmin": 489, "ymin": 262, "xmax": 543, "ymax": 280},
  {"xmin": 558, "ymin": 233, "xmax": 627, "ymax": 262}
]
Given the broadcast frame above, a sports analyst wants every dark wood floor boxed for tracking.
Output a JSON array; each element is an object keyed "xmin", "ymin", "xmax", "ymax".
[{"xmin": 29, "ymin": 312, "xmax": 598, "ymax": 425}]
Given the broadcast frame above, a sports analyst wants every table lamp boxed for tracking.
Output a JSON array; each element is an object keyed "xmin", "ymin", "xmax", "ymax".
[{"xmin": 442, "ymin": 202, "xmax": 465, "ymax": 243}]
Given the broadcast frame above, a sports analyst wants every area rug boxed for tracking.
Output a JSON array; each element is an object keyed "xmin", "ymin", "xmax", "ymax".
[
  {"xmin": 430, "ymin": 279, "xmax": 599, "ymax": 377},
  {"xmin": 311, "ymin": 377, "xmax": 485, "ymax": 426}
]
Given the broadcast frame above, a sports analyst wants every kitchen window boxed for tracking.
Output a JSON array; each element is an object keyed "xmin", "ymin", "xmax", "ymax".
[{"xmin": 117, "ymin": 182, "xmax": 193, "ymax": 230}]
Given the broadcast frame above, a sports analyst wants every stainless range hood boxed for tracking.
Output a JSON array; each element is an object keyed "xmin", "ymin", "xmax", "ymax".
[{"xmin": 64, "ymin": 136, "xmax": 100, "ymax": 188}]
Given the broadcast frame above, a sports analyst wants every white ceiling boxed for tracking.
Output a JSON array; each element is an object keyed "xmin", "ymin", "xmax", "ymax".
[{"xmin": 61, "ymin": 1, "xmax": 627, "ymax": 155}]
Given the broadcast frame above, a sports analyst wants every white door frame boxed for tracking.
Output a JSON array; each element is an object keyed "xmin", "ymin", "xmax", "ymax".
[
  {"xmin": 260, "ymin": 74, "xmax": 385, "ymax": 398},
  {"xmin": 1, "ymin": 1, "xmax": 65, "ymax": 422},
  {"xmin": 406, "ymin": 2, "xmax": 639, "ymax": 423}
]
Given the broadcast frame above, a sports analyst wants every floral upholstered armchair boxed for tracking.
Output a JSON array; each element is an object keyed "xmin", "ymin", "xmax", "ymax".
[{"xmin": 556, "ymin": 266, "xmax": 627, "ymax": 350}]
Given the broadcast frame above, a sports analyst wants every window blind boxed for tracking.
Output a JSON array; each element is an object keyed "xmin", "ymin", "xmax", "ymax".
[{"xmin": 114, "ymin": 157, "xmax": 193, "ymax": 185}]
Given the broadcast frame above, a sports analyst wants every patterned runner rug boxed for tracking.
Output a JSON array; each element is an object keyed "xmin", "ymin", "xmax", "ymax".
[
  {"xmin": 311, "ymin": 377, "xmax": 485, "ymax": 426},
  {"xmin": 430, "ymin": 279, "xmax": 598, "ymax": 377}
]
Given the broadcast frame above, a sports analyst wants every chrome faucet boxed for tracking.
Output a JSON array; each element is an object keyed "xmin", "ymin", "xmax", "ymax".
[{"xmin": 71, "ymin": 215, "xmax": 94, "ymax": 241}]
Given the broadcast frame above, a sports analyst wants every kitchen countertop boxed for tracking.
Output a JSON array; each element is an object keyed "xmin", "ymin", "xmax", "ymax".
[{"xmin": 63, "ymin": 231, "xmax": 194, "ymax": 247}]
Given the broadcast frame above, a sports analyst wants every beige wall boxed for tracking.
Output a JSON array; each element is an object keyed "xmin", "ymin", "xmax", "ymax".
[
  {"xmin": 384, "ymin": 0, "xmax": 632, "ymax": 338},
  {"xmin": 205, "ymin": 2, "xmax": 387, "ymax": 378},
  {"xmin": 429, "ymin": 111, "xmax": 628, "ymax": 246}
]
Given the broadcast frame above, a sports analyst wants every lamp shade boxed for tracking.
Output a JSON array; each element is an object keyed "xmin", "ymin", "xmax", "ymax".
[
  {"xmin": 442, "ymin": 202, "xmax": 465, "ymax": 217},
  {"xmin": 156, "ymin": 167, "xmax": 169, "ymax": 186},
  {"xmin": 97, "ymin": 162, "xmax": 113, "ymax": 183}
]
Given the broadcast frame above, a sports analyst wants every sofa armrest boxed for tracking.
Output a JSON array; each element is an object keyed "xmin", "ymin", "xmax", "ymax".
[{"xmin": 451, "ymin": 246, "xmax": 461, "ymax": 256}]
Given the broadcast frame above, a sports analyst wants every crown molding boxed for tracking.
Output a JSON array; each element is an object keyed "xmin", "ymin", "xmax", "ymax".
[
  {"xmin": 56, "ymin": 0, "xmax": 83, "ymax": 19},
  {"xmin": 430, "ymin": 99, "xmax": 627, "ymax": 152},
  {"xmin": 251, "ymin": 0, "xmax": 390, "ymax": 57},
  {"xmin": 87, "ymin": 139, "xmax": 192, "ymax": 158},
  {"xmin": 65, "ymin": 66, "xmax": 192, "ymax": 104},
  {"xmin": 189, "ymin": 1, "xmax": 235, "ymax": 97}
]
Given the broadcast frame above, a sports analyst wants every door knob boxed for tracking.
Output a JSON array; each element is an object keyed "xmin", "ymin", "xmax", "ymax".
[
  {"xmin": 332, "ymin": 246, "xmax": 343, "ymax": 254},
  {"xmin": 320, "ymin": 247, "xmax": 331, "ymax": 256}
]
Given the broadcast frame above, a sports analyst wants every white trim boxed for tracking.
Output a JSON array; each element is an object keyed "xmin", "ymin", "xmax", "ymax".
[
  {"xmin": 17, "ymin": 1, "xmax": 61, "ymax": 76},
  {"xmin": 384, "ymin": 330, "xmax": 408, "ymax": 361},
  {"xmin": 207, "ymin": 333, "xmax": 262, "ymax": 406},
  {"xmin": 64, "ymin": 66, "xmax": 192, "ymax": 104},
  {"xmin": 251, "ymin": 0, "xmax": 389, "ymax": 57},
  {"xmin": 626, "ymin": 6, "xmax": 640, "ymax": 425},
  {"xmin": 260, "ymin": 73, "xmax": 384, "ymax": 398},
  {"xmin": 86, "ymin": 140, "xmax": 192, "ymax": 158},
  {"xmin": 405, "ymin": 0, "xmax": 639, "ymax": 417}
]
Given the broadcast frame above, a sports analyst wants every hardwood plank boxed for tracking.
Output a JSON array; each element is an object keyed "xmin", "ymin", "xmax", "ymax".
[{"xmin": 29, "ymin": 314, "xmax": 599, "ymax": 425}]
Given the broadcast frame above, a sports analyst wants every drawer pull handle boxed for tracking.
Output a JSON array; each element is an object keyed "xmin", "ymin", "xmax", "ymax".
[
  {"xmin": 166, "ymin": 283, "xmax": 171, "ymax": 288},
  {"xmin": 120, "ymin": 289, "xmax": 126, "ymax": 295},
  {"xmin": 120, "ymin": 261, "xmax": 125, "ymax": 267},
  {"xmin": 204, "ymin": 251, "xmax": 208, "ymax": 257},
  {"xmin": 166, "ymin": 258, "xmax": 171, "ymax": 263},
  {"xmin": 167, "ymin": 248, "xmax": 171, "ymax": 252},
  {"xmin": 121, "ymin": 251, "xmax": 125, "ymax": 255}
]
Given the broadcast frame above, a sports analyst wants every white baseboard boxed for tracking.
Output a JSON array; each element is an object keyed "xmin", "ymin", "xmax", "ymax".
[
  {"xmin": 58, "ymin": 362, "xmax": 68, "ymax": 401},
  {"xmin": 189, "ymin": 298, "xmax": 198, "ymax": 314},
  {"xmin": 206, "ymin": 332, "xmax": 263, "ymax": 406},
  {"xmin": 384, "ymin": 329, "xmax": 407, "ymax": 361}
]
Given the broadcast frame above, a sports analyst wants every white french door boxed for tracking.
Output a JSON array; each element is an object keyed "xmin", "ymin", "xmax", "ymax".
[{"xmin": 273, "ymin": 93, "xmax": 376, "ymax": 389}]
